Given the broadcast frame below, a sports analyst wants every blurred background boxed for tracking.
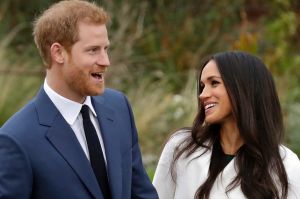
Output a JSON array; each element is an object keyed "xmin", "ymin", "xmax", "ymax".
[{"xmin": 0, "ymin": 0, "xmax": 299, "ymax": 177}]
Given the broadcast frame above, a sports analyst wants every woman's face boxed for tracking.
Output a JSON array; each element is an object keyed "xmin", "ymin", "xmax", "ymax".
[{"xmin": 199, "ymin": 60, "xmax": 233, "ymax": 125}]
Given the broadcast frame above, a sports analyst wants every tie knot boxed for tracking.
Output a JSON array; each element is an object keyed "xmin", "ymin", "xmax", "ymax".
[{"xmin": 81, "ymin": 105, "xmax": 90, "ymax": 119}]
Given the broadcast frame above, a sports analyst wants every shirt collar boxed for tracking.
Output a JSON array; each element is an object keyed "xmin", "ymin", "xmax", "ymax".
[{"xmin": 43, "ymin": 79, "xmax": 97, "ymax": 125}]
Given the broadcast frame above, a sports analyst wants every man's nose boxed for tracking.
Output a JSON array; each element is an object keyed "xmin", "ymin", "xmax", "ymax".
[{"xmin": 97, "ymin": 51, "xmax": 110, "ymax": 67}]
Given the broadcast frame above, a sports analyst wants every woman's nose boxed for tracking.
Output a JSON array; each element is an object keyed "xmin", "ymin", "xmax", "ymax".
[{"xmin": 199, "ymin": 86, "xmax": 210, "ymax": 100}]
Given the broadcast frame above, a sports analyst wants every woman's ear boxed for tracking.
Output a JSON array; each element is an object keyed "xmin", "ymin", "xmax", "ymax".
[{"xmin": 50, "ymin": 42, "xmax": 66, "ymax": 64}]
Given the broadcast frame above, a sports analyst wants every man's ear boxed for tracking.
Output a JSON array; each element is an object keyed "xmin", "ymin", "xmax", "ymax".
[{"xmin": 50, "ymin": 42, "xmax": 66, "ymax": 64}]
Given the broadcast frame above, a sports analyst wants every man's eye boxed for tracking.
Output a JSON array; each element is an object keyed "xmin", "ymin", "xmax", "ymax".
[
  {"xmin": 88, "ymin": 48, "xmax": 99, "ymax": 53},
  {"xmin": 90, "ymin": 48, "xmax": 97, "ymax": 52}
]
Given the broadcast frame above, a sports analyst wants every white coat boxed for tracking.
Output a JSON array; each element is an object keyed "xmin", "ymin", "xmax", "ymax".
[{"xmin": 153, "ymin": 132, "xmax": 300, "ymax": 199}]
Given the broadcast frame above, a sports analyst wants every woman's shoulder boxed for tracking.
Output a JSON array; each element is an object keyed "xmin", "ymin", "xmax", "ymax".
[
  {"xmin": 279, "ymin": 146, "xmax": 300, "ymax": 197},
  {"xmin": 164, "ymin": 129, "xmax": 210, "ymax": 156},
  {"xmin": 168, "ymin": 129, "xmax": 191, "ymax": 145},
  {"xmin": 279, "ymin": 145, "xmax": 300, "ymax": 172},
  {"xmin": 160, "ymin": 129, "xmax": 191, "ymax": 156},
  {"xmin": 279, "ymin": 145, "xmax": 300, "ymax": 162}
]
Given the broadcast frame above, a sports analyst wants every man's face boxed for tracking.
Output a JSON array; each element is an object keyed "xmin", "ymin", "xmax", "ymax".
[{"xmin": 60, "ymin": 22, "xmax": 110, "ymax": 103}]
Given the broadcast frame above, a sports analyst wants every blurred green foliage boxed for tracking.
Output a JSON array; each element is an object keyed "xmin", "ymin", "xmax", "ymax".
[{"xmin": 0, "ymin": 0, "xmax": 300, "ymax": 168}]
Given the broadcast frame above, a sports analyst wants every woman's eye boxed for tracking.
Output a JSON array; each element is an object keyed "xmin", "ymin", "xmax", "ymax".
[
  {"xmin": 198, "ymin": 83, "xmax": 204, "ymax": 94},
  {"xmin": 211, "ymin": 80, "xmax": 219, "ymax": 86}
]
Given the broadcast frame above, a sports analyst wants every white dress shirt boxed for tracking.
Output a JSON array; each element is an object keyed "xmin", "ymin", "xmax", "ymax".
[{"xmin": 43, "ymin": 79, "xmax": 107, "ymax": 164}]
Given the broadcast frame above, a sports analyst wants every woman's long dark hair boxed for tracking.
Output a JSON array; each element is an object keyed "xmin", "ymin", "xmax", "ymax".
[{"xmin": 171, "ymin": 51, "xmax": 288, "ymax": 199}]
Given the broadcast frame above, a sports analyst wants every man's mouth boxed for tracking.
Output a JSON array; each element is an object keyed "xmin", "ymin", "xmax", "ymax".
[{"xmin": 91, "ymin": 72, "xmax": 103, "ymax": 80}]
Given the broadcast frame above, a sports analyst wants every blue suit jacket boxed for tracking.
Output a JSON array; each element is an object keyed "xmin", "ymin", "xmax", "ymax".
[{"xmin": 0, "ymin": 88, "xmax": 158, "ymax": 199}]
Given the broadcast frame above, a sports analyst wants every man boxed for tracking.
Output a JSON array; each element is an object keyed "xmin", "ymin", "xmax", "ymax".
[{"xmin": 0, "ymin": 1, "xmax": 158, "ymax": 199}]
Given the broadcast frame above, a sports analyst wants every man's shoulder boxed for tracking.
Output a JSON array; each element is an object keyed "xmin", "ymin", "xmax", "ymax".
[
  {"xmin": 0, "ymin": 87, "xmax": 53, "ymax": 139},
  {"xmin": 93, "ymin": 88, "xmax": 128, "ymax": 105},
  {"xmin": 92, "ymin": 88, "xmax": 131, "ymax": 111},
  {"xmin": 1, "ymin": 100, "xmax": 37, "ymax": 138},
  {"xmin": 102, "ymin": 88, "xmax": 125, "ymax": 98}
]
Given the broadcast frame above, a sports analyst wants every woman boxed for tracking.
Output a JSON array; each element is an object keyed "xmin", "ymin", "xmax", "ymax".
[{"xmin": 153, "ymin": 51, "xmax": 300, "ymax": 199}]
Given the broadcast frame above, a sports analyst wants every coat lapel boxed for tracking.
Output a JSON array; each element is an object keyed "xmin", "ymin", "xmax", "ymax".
[
  {"xmin": 34, "ymin": 88, "xmax": 102, "ymax": 199},
  {"xmin": 92, "ymin": 97, "xmax": 122, "ymax": 199}
]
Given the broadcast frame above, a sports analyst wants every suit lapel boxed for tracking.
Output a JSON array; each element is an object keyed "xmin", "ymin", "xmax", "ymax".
[
  {"xmin": 92, "ymin": 97, "xmax": 122, "ymax": 199},
  {"xmin": 34, "ymin": 88, "xmax": 102, "ymax": 199}
]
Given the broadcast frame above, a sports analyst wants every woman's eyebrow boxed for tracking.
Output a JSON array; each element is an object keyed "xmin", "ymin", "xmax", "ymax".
[{"xmin": 201, "ymin": 76, "xmax": 222, "ymax": 82}]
